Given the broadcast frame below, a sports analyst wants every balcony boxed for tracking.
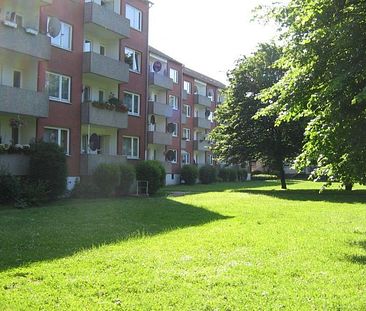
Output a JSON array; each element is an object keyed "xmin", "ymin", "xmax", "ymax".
[
  {"xmin": 194, "ymin": 140, "xmax": 210, "ymax": 152},
  {"xmin": 147, "ymin": 131, "xmax": 172, "ymax": 146},
  {"xmin": 80, "ymin": 154, "xmax": 127, "ymax": 176},
  {"xmin": 84, "ymin": 2, "xmax": 130, "ymax": 39},
  {"xmin": 149, "ymin": 72, "xmax": 173, "ymax": 90},
  {"xmin": 0, "ymin": 85, "xmax": 49, "ymax": 117},
  {"xmin": 83, "ymin": 52, "xmax": 129, "ymax": 83},
  {"xmin": 0, "ymin": 155, "xmax": 30, "ymax": 176},
  {"xmin": 81, "ymin": 101, "xmax": 128, "ymax": 129},
  {"xmin": 194, "ymin": 117, "xmax": 211, "ymax": 130},
  {"xmin": 194, "ymin": 94, "xmax": 211, "ymax": 107},
  {"xmin": 0, "ymin": 24, "xmax": 51, "ymax": 60},
  {"xmin": 148, "ymin": 101, "xmax": 173, "ymax": 118}
]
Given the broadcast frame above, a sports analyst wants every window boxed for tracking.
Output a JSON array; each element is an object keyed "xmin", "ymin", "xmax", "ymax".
[
  {"xmin": 182, "ymin": 152, "xmax": 190, "ymax": 165},
  {"xmin": 46, "ymin": 72, "xmax": 71, "ymax": 103},
  {"xmin": 13, "ymin": 71, "xmax": 21, "ymax": 88},
  {"xmin": 98, "ymin": 90, "xmax": 105, "ymax": 103},
  {"xmin": 83, "ymin": 86, "xmax": 91, "ymax": 102},
  {"xmin": 48, "ymin": 18, "xmax": 72, "ymax": 50},
  {"xmin": 184, "ymin": 81, "xmax": 191, "ymax": 94},
  {"xmin": 126, "ymin": 4, "xmax": 142, "ymax": 31},
  {"xmin": 84, "ymin": 39, "xmax": 91, "ymax": 52},
  {"xmin": 169, "ymin": 68, "xmax": 178, "ymax": 83},
  {"xmin": 125, "ymin": 47, "xmax": 141, "ymax": 73},
  {"xmin": 122, "ymin": 136, "xmax": 139, "ymax": 159},
  {"xmin": 169, "ymin": 95, "xmax": 178, "ymax": 110},
  {"xmin": 183, "ymin": 104, "xmax": 191, "ymax": 117},
  {"xmin": 207, "ymin": 154, "xmax": 213, "ymax": 165},
  {"xmin": 44, "ymin": 127, "xmax": 70, "ymax": 155},
  {"xmin": 172, "ymin": 123, "xmax": 178, "ymax": 137},
  {"xmin": 209, "ymin": 111, "xmax": 214, "ymax": 123},
  {"xmin": 167, "ymin": 149, "xmax": 177, "ymax": 163},
  {"xmin": 183, "ymin": 128, "xmax": 191, "ymax": 141},
  {"xmin": 124, "ymin": 92, "xmax": 140, "ymax": 116},
  {"xmin": 100, "ymin": 45, "xmax": 105, "ymax": 56}
]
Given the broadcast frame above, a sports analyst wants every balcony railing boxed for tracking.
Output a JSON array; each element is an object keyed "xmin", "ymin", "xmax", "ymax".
[
  {"xmin": 149, "ymin": 72, "xmax": 174, "ymax": 90},
  {"xmin": 147, "ymin": 131, "xmax": 172, "ymax": 146},
  {"xmin": 83, "ymin": 52, "xmax": 129, "ymax": 83},
  {"xmin": 194, "ymin": 140, "xmax": 210, "ymax": 152},
  {"xmin": 80, "ymin": 154, "xmax": 127, "ymax": 176},
  {"xmin": 194, "ymin": 94, "xmax": 211, "ymax": 107},
  {"xmin": 81, "ymin": 101, "xmax": 128, "ymax": 129},
  {"xmin": 194, "ymin": 117, "xmax": 211, "ymax": 130},
  {"xmin": 0, "ymin": 85, "xmax": 49, "ymax": 117},
  {"xmin": 84, "ymin": 2, "xmax": 130, "ymax": 39},
  {"xmin": 0, "ymin": 24, "xmax": 51, "ymax": 60},
  {"xmin": 148, "ymin": 101, "xmax": 173, "ymax": 118}
]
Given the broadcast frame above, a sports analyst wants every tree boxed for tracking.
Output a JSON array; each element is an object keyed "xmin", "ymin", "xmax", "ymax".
[
  {"xmin": 258, "ymin": 0, "xmax": 366, "ymax": 190},
  {"xmin": 210, "ymin": 43, "xmax": 304, "ymax": 189}
]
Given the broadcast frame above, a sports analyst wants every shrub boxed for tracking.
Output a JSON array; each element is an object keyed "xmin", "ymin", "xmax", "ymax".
[
  {"xmin": 135, "ymin": 161, "xmax": 162, "ymax": 195},
  {"xmin": 148, "ymin": 160, "xmax": 166, "ymax": 187},
  {"xmin": 93, "ymin": 163, "xmax": 120, "ymax": 197},
  {"xmin": 181, "ymin": 165, "xmax": 198, "ymax": 185},
  {"xmin": 237, "ymin": 168, "xmax": 248, "ymax": 181},
  {"xmin": 0, "ymin": 167, "xmax": 20, "ymax": 204},
  {"xmin": 228, "ymin": 168, "xmax": 238, "ymax": 182},
  {"xmin": 218, "ymin": 168, "xmax": 230, "ymax": 182},
  {"xmin": 72, "ymin": 179, "xmax": 100, "ymax": 199},
  {"xmin": 16, "ymin": 180, "xmax": 49, "ymax": 208},
  {"xmin": 29, "ymin": 142, "xmax": 67, "ymax": 199},
  {"xmin": 199, "ymin": 165, "xmax": 217, "ymax": 184},
  {"xmin": 116, "ymin": 164, "xmax": 136, "ymax": 196}
]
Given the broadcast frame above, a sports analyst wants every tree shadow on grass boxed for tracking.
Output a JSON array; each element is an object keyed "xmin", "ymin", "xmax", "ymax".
[
  {"xmin": 347, "ymin": 240, "xmax": 366, "ymax": 265},
  {"xmin": 0, "ymin": 197, "xmax": 229, "ymax": 272},
  {"xmin": 235, "ymin": 189, "xmax": 366, "ymax": 204}
]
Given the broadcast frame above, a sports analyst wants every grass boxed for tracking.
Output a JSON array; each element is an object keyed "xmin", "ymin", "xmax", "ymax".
[{"xmin": 0, "ymin": 180, "xmax": 366, "ymax": 310}]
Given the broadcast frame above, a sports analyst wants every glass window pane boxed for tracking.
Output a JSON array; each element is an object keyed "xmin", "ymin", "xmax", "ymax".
[
  {"xmin": 61, "ymin": 24, "xmax": 71, "ymax": 49},
  {"xmin": 133, "ymin": 138, "xmax": 138, "ymax": 157},
  {"xmin": 48, "ymin": 73, "xmax": 60, "ymax": 99},
  {"xmin": 123, "ymin": 138, "xmax": 131, "ymax": 156},
  {"xmin": 133, "ymin": 95, "xmax": 139, "ymax": 114},
  {"xmin": 61, "ymin": 77, "xmax": 70, "ymax": 101},
  {"xmin": 124, "ymin": 93, "xmax": 132, "ymax": 112},
  {"xmin": 60, "ymin": 130, "xmax": 68, "ymax": 154},
  {"xmin": 44, "ymin": 129, "xmax": 58, "ymax": 144}
]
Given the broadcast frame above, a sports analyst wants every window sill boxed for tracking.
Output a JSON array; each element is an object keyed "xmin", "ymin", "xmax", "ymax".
[
  {"xmin": 128, "ymin": 113, "xmax": 141, "ymax": 117},
  {"xmin": 51, "ymin": 44, "xmax": 72, "ymax": 52},
  {"xmin": 49, "ymin": 98, "xmax": 71, "ymax": 104},
  {"xmin": 129, "ymin": 69, "xmax": 141, "ymax": 75}
]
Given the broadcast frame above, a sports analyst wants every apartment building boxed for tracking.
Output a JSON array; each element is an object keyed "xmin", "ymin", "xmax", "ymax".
[{"xmin": 0, "ymin": 0, "xmax": 225, "ymax": 187}]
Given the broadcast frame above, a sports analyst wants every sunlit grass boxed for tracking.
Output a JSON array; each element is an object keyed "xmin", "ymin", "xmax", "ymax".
[{"xmin": 0, "ymin": 181, "xmax": 365, "ymax": 310}]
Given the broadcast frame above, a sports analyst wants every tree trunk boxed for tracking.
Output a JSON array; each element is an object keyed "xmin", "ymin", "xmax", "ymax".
[
  {"xmin": 344, "ymin": 182, "xmax": 353, "ymax": 191},
  {"xmin": 279, "ymin": 164, "xmax": 287, "ymax": 190}
]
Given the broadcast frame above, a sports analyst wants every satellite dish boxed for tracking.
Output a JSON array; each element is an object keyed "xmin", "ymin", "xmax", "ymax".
[
  {"xmin": 150, "ymin": 115, "xmax": 156, "ymax": 125},
  {"xmin": 153, "ymin": 61, "xmax": 162, "ymax": 73},
  {"xmin": 48, "ymin": 17, "xmax": 61, "ymax": 38},
  {"xmin": 205, "ymin": 109, "xmax": 211, "ymax": 117},
  {"xmin": 89, "ymin": 134, "xmax": 100, "ymax": 151},
  {"xmin": 165, "ymin": 150, "xmax": 175, "ymax": 162},
  {"xmin": 167, "ymin": 123, "xmax": 175, "ymax": 134}
]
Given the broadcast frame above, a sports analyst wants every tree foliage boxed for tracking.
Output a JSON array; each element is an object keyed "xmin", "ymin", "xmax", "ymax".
[
  {"xmin": 258, "ymin": 0, "xmax": 366, "ymax": 189},
  {"xmin": 210, "ymin": 43, "xmax": 304, "ymax": 189}
]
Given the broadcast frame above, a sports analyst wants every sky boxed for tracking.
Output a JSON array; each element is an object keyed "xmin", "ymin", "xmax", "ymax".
[{"xmin": 149, "ymin": 0, "xmax": 283, "ymax": 85}]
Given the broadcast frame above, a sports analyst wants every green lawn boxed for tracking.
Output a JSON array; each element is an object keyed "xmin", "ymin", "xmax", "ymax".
[{"xmin": 0, "ymin": 180, "xmax": 366, "ymax": 310}]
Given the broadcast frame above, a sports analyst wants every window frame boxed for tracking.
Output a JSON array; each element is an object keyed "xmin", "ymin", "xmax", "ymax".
[
  {"xmin": 183, "ymin": 128, "xmax": 191, "ymax": 141},
  {"xmin": 184, "ymin": 81, "xmax": 191, "ymax": 94},
  {"xmin": 169, "ymin": 95, "xmax": 178, "ymax": 110},
  {"xmin": 169, "ymin": 68, "xmax": 178, "ymax": 84},
  {"xmin": 167, "ymin": 149, "xmax": 177, "ymax": 164},
  {"xmin": 47, "ymin": 18, "xmax": 72, "ymax": 51},
  {"xmin": 182, "ymin": 151, "xmax": 190, "ymax": 165},
  {"xmin": 125, "ymin": 4, "xmax": 142, "ymax": 32},
  {"xmin": 46, "ymin": 72, "xmax": 71, "ymax": 103},
  {"xmin": 122, "ymin": 136, "xmax": 139, "ymax": 160},
  {"xmin": 172, "ymin": 123, "xmax": 178, "ymax": 137},
  {"xmin": 44, "ymin": 127, "xmax": 70, "ymax": 155},
  {"xmin": 125, "ymin": 47, "xmax": 142, "ymax": 74},
  {"xmin": 183, "ymin": 104, "xmax": 191, "ymax": 117},
  {"xmin": 124, "ymin": 91, "xmax": 141, "ymax": 116}
]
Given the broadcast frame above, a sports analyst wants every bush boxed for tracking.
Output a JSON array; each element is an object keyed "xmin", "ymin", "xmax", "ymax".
[
  {"xmin": 116, "ymin": 164, "xmax": 136, "ymax": 196},
  {"xmin": 228, "ymin": 168, "xmax": 238, "ymax": 182},
  {"xmin": 218, "ymin": 168, "xmax": 230, "ymax": 182},
  {"xmin": 181, "ymin": 165, "xmax": 198, "ymax": 185},
  {"xmin": 16, "ymin": 180, "xmax": 49, "ymax": 208},
  {"xmin": 93, "ymin": 163, "xmax": 120, "ymax": 197},
  {"xmin": 135, "ymin": 161, "xmax": 162, "ymax": 195},
  {"xmin": 148, "ymin": 160, "xmax": 166, "ymax": 187},
  {"xmin": 72, "ymin": 179, "xmax": 100, "ymax": 199},
  {"xmin": 0, "ymin": 167, "xmax": 20, "ymax": 204},
  {"xmin": 237, "ymin": 168, "xmax": 248, "ymax": 181},
  {"xmin": 29, "ymin": 142, "xmax": 67, "ymax": 199},
  {"xmin": 199, "ymin": 165, "xmax": 217, "ymax": 184}
]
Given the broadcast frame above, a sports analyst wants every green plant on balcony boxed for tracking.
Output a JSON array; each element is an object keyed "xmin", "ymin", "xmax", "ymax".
[
  {"xmin": 0, "ymin": 144, "xmax": 31, "ymax": 155},
  {"xmin": 90, "ymin": 96, "xmax": 128, "ymax": 113}
]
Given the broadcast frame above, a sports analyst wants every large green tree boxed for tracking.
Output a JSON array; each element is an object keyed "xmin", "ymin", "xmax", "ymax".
[
  {"xmin": 258, "ymin": 0, "xmax": 366, "ymax": 190},
  {"xmin": 210, "ymin": 43, "xmax": 304, "ymax": 189}
]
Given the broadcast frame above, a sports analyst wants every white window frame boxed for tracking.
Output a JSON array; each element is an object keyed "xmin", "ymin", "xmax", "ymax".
[
  {"xmin": 169, "ymin": 95, "xmax": 178, "ymax": 110},
  {"xmin": 184, "ymin": 81, "xmax": 191, "ymax": 94},
  {"xmin": 46, "ymin": 72, "xmax": 71, "ymax": 103},
  {"xmin": 47, "ymin": 18, "xmax": 72, "ymax": 51},
  {"xmin": 84, "ymin": 39, "xmax": 92, "ymax": 52},
  {"xmin": 168, "ymin": 149, "xmax": 177, "ymax": 164},
  {"xmin": 183, "ymin": 104, "xmax": 191, "ymax": 117},
  {"xmin": 183, "ymin": 128, "xmax": 191, "ymax": 141},
  {"xmin": 123, "ymin": 136, "xmax": 139, "ymax": 159},
  {"xmin": 125, "ymin": 47, "xmax": 141, "ymax": 73},
  {"xmin": 172, "ymin": 123, "xmax": 178, "ymax": 137},
  {"xmin": 124, "ymin": 91, "xmax": 140, "ymax": 116},
  {"xmin": 126, "ymin": 4, "xmax": 142, "ymax": 32},
  {"xmin": 182, "ymin": 152, "xmax": 190, "ymax": 165},
  {"xmin": 44, "ymin": 127, "xmax": 70, "ymax": 155},
  {"xmin": 170, "ymin": 68, "xmax": 178, "ymax": 84}
]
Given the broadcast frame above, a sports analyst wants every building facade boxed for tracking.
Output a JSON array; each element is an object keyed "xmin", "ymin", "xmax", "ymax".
[{"xmin": 0, "ymin": 0, "xmax": 225, "ymax": 187}]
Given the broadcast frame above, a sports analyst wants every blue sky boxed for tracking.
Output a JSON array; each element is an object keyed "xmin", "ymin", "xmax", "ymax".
[{"xmin": 149, "ymin": 0, "xmax": 283, "ymax": 84}]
